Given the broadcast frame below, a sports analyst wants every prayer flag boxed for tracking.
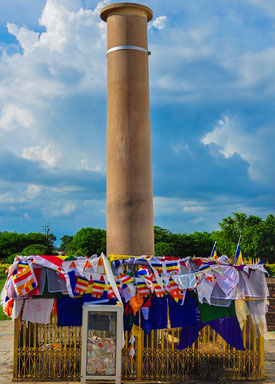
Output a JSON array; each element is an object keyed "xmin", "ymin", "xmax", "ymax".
[
  {"xmin": 91, "ymin": 276, "xmax": 106, "ymax": 298},
  {"xmin": 34, "ymin": 255, "xmax": 64, "ymax": 272},
  {"xmin": 107, "ymin": 282, "xmax": 116, "ymax": 300},
  {"xmin": 74, "ymin": 276, "xmax": 89, "ymax": 295},
  {"xmin": 117, "ymin": 272, "xmax": 134, "ymax": 285},
  {"xmin": 135, "ymin": 266, "xmax": 152, "ymax": 278},
  {"xmin": 150, "ymin": 261, "xmax": 164, "ymax": 276},
  {"xmin": 165, "ymin": 260, "xmax": 179, "ymax": 274},
  {"xmin": 136, "ymin": 278, "xmax": 150, "ymax": 297},
  {"xmin": 210, "ymin": 244, "xmax": 218, "ymax": 260},
  {"xmin": 13, "ymin": 264, "xmax": 37, "ymax": 296},
  {"xmin": 153, "ymin": 281, "xmax": 165, "ymax": 297},
  {"xmin": 234, "ymin": 245, "xmax": 243, "ymax": 265}
]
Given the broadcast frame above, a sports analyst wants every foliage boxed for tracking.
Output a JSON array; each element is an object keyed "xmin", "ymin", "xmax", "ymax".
[
  {"xmin": 0, "ymin": 264, "xmax": 10, "ymax": 275},
  {"xmin": 66, "ymin": 227, "xmax": 106, "ymax": 257},
  {"xmin": 21, "ymin": 244, "xmax": 51, "ymax": 256},
  {"xmin": 154, "ymin": 227, "xmax": 212, "ymax": 258},
  {"xmin": 213, "ymin": 213, "xmax": 275, "ymax": 263},
  {"xmin": 0, "ymin": 231, "xmax": 55, "ymax": 263},
  {"xmin": 266, "ymin": 264, "xmax": 275, "ymax": 276},
  {"xmin": 155, "ymin": 242, "xmax": 176, "ymax": 257},
  {"xmin": 60, "ymin": 235, "xmax": 73, "ymax": 251}
]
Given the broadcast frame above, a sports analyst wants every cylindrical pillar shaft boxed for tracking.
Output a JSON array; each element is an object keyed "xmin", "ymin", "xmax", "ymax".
[{"xmin": 100, "ymin": 3, "xmax": 154, "ymax": 256}]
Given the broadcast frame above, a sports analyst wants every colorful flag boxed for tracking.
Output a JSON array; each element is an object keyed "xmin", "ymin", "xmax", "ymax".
[
  {"xmin": 91, "ymin": 276, "xmax": 106, "ymax": 298},
  {"xmin": 150, "ymin": 261, "xmax": 164, "ymax": 276},
  {"xmin": 153, "ymin": 280, "xmax": 165, "ymax": 297},
  {"xmin": 234, "ymin": 245, "xmax": 243, "ymax": 265},
  {"xmin": 165, "ymin": 260, "xmax": 179, "ymax": 274},
  {"xmin": 210, "ymin": 244, "xmax": 218, "ymax": 260},
  {"xmin": 135, "ymin": 266, "xmax": 152, "ymax": 278},
  {"xmin": 65, "ymin": 270, "xmax": 78, "ymax": 297},
  {"xmin": 34, "ymin": 255, "xmax": 64, "ymax": 272},
  {"xmin": 117, "ymin": 272, "xmax": 134, "ymax": 285},
  {"xmin": 4, "ymin": 298, "xmax": 14, "ymax": 317},
  {"xmin": 107, "ymin": 282, "xmax": 116, "ymax": 300},
  {"xmin": 74, "ymin": 276, "xmax": 89, "ymax": 295},
  {"xmin": 136, "ymin": 278, "xmax": 150, "ymax": 297},
  {"xmin": 13, "ymin": 264, "xmax": 37, "ymax": 296}
]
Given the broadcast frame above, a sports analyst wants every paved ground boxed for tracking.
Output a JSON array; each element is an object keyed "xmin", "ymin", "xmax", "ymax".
[{"xmin": 0, "ymin": 320, "xmax": 274, "ymax": 384}]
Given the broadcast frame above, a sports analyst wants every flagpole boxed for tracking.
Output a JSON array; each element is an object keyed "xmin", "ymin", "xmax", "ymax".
[
  {"xmin": 234, "ymin": 235, "xmax": 242, "ymax": 254},
  {"xmin": 234, "ymin": 234, "xmax": 242, "ymax": 262},
  {"xmin": 210, "ymin": 241, "xmax": 217, "ymax": 258}
]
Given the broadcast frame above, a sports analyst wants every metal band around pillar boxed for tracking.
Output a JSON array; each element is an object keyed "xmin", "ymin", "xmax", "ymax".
[{"xmin": 106, "ymin": 45, "xmax": 151, "ymax": 56}]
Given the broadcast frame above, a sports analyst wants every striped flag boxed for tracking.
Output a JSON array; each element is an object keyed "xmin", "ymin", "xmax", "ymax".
[
  {"xmin": 150, "ymin": 261, "xmax": 164, "ymax": 276},
  {"xmin": 34, "ymin": 255, "xmax": 64, "ymax": 272},
  {"xmin": 107, "ymin": 282, "xmax": 117, "ymax": 300},
  {"xmin": 135, "ymin": 266, "xmax": 152, "ymax": 277},
  {"xmin": 74, "ymin": 276, "xmax": 89, "ymax": 295},
  {"xmin": 165, "ymin": 260, "xmax": 179, "ymax": 275},
  {"xmin": 210, "ymin": 242, "xmax": 218, "ymax": 260},
  {"xmin": 136, "ymin": 278, "xmax": 150, "ymax": 297},
  {"xmin": 91, "ymin": 276, "xmax": 106, "ymax": 298},
  {"xmin": 13, "ymin": 264, "xmax": 37, "ymax": 296},
  {"xmin": 153, "ymin": 280, "xmax": 165, "ymax": 297},
  {"xmin": 168, "ymin": 277, "xmax": 185, "ymax": 303},
  {"xmin": 234, "ymin": 244, "xmax": 243, "ymax": 265},
  {"xmin": 117, "ymin": 272, "xmax": 134, "ymax": 285}
]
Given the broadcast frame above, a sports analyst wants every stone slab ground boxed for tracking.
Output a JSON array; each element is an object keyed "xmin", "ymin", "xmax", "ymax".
[{"xmin": 0, "ymin": 320, "xmax": 274, "ymax": 384}]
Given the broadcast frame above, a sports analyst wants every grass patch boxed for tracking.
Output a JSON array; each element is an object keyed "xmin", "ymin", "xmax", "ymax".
[{"xmin": 0, "ymin": 275, "xmax": 11, "ymax": 321}]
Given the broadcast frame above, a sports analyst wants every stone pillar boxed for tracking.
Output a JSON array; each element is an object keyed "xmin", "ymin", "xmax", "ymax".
[{"xmin": 100, "ymin": 3, "xmax": 154, "ymax": 256}]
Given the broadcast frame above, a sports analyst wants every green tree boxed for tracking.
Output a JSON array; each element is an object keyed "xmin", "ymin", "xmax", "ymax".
[
  {"xmin": 155, "ymin": 242, "xmax": 176, "ymax": 257},
  {"xmin": 60, "ymin": 235, "xmax": 74, "ymax": 252},
  {"xmin": 190, "ymin": 231, "xmax": 213, "ymax": 258},
  {"xmin": 0, "ymin": 231, "xmax": 55, "ymax": 262},
  {"xmin": 154, "ymin": 226, "xmax": 172, "ymax": 244},
  {"xmin": 21, "ymin": 244, "xmax": 50, "ymax": 256},
  {"xmin": 213, "ymin": 213, "xmax": 275, "ymax": 262},
  {"xmin": 67, "ymin": 227, "xmax": 106, "ymax": 256}
]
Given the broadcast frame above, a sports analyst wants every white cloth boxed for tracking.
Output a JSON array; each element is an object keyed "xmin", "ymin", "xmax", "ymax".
[
  {"xmin": 197, "ymin": 278, "xmax": 215, "ymax": 304},
  {"xmin": 12, "ymin": 299, "xmax": 24, "ymax": 319},
  {"xmin": 174, "ymin": 274, "xmax": 197, "ymax": 290},
  {"xmin": 214, "ymin": 266, "xmax": 239, "ymax": 295},
  {"xmin": 22, "ymin": 298, "xmax": 54, "ymax": 324}
]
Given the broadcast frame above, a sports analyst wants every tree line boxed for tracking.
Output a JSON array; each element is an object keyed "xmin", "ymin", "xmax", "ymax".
[{"xmin": 0, "ymin": 213, "xmax": 274, "ymax": 264}]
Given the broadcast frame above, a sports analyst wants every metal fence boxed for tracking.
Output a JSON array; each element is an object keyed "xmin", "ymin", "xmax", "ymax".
[{"xmin": 13, "ymin": 312, "xmax": 264, "ymax": 382}]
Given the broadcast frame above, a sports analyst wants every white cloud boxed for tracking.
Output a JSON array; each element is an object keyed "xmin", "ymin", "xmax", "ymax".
[
  {"xmin": 183, "ymin": 206, "xmax": 206, "ymax": 212},
  {"xmin": 22, "ymin": 145, "xmax": 60, "ymax": 167},
  {"xmin": 46, "ymin": 201, "xmax": 76, "ymax": 216},
  {"xmin": 26, "ymin": 184, "xmax": 41, "ymax": 197},
  {"xmin": 0, "ymin": 104, "xmax": 34, "ymax": 132},
  {"xmin": 7, "ymin": 23, "xmax": 39, "ymax": 54},
  {"xmin": 24, "ymin": 212, "xmax": 31, "ymax": 220},
  {"xmin": 202, "ymin": 115, "xmax": 275, "ymax": 182},
  {"xmin": 150, "ymin": 16, "xmax": 167, "ymax": 30},
  {"xmin": 0, "ymin": 0, "xmax": 107, "ymax": 171},
  {"xmin": 236, "ymin": 47, "xmax": 275, "ymax": 91},
  {"xmin": 79, "ymin": 158, "xmax": 103, "ymax": 172}
]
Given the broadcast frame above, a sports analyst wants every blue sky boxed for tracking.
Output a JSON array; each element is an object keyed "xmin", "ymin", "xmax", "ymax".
[{"xmin": 0, "ymin": 0, "xmax": 274, "ymax": 244}]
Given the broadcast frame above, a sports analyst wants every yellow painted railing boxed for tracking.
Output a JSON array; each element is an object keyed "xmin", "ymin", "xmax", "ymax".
[{"xmin": 13, "ymin": 312, "xmax": 264, "ymax": 382}]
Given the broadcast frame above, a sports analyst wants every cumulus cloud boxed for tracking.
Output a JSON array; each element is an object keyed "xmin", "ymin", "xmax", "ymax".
[
  {"xmin": 201, "ymin": 115, "xmax": 275, "ymax": 182},
  {"xmin": 22, "ymin": 145, "xmax": 60, "ymax": 167},
  {"xmin": 0, "ymin": 104, "xmax": 34, "ymax": 132},
  {"xmin": 150, "ymin": 16, "xmax": 167, "ymax": 30}
]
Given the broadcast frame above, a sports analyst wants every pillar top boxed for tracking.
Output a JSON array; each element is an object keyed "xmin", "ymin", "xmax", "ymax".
[{"xmin": 100, "ymin": 2, "xmax": 153, "ymax": 23}]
